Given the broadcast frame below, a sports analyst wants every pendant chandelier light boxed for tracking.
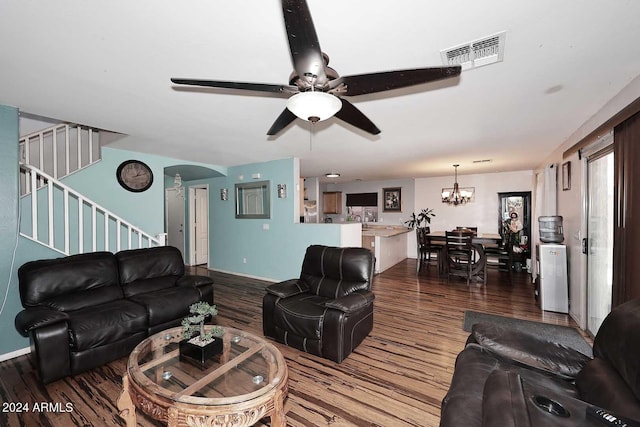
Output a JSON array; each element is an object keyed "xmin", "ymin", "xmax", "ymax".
[{"xmin": 441, "ymin": 164, "xmax": 474, "ymax": 206}]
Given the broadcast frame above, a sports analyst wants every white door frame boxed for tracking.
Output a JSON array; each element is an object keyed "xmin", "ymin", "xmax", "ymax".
[{"xmin": 188, "ymin": 184, "xmax": 209, "ymax": 266}]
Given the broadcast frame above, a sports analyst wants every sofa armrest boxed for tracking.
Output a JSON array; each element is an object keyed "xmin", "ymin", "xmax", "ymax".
[
  {"xmin": 471, "ymin": 323, "xmax": 591, "ymax": 380},
  {"xmin": 177, "ymin": 275, "xmax": 214, "ymax": 287},
  {"xmin": 324, "ymin": 290, "xmax": 375, "ymax": 313},
  {"xmin": 14, "ymin": 308, "xmax": 69, "ymax": 337},
  {"xmin": 265, "ymin": 279, "xmax": 308, "ymax": 298}
]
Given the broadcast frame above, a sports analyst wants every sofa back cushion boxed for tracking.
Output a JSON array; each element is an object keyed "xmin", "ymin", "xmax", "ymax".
[
  {"xmin": 592, "ymin": 297, "xmax": 640, "ymax": 401},
  {"xmin": 18, "ymin": 252, "xmax": 122, "ymax": 311},
  {"xmin": 116, "ymin": 246, "xmax": 185, "ymax": 297},
  {"xmin": 300, "ymin": 245, "xmax": 374, "ymax": 299}
]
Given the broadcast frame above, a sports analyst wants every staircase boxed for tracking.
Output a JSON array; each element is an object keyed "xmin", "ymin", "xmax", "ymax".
[{"xmin": 19, "ymin": 123, "xmax": 165, "ymax": 255}]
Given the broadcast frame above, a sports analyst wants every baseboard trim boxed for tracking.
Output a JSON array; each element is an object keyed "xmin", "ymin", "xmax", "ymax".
[
  {"xmin": 209, "ymin": 268, "xmax": 277, "ymax": 284},
  {"xmin": 0, "ymin": 346, "xmax": 31, "ymax": 362}
]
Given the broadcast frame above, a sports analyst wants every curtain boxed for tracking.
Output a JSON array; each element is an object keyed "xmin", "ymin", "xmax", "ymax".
[{"xmin": 613, "ymin": 110, "xmax": 640, "ymax": 305}]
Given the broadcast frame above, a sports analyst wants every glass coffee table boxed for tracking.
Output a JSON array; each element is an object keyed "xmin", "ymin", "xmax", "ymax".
[{"xmin": 117, "ymin": 326, "xmax": 288, "ymax": 427}]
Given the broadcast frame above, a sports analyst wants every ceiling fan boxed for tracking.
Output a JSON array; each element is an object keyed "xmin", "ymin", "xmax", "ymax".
[{"xmin": 171, "ymin": 0, "xmax": 461, "ymax": 136}]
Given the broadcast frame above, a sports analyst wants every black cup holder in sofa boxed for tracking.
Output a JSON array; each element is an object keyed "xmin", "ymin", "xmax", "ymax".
[{"xmin": 532, "ymin": 395, "xmax": 570, "ymax": 417}]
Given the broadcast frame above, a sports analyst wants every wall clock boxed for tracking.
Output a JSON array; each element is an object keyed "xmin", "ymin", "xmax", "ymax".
[{"xmin": 116, "ymin": 160, "xmax": 154, "ymax": 192}]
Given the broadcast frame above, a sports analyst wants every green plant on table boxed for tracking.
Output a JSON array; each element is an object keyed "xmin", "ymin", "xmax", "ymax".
[
  {"xmin": 181, "ymin": 301, "xmax": 223, "ymax": 343},
  {"xmin": 404, "ymin": 208, "xmax": 435, "ymax": 229}
]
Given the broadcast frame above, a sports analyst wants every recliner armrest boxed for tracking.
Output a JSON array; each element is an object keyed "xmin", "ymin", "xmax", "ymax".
[
  {"xmin": 324, "ymin": 290, "xmax": 375, "ymax": 313},
  {"xmin": 177, "ymin": 275, "xmax": 214, "ymax": 287},
  {"xmin": 470, "ymin": 323, "xmax": 591, "ymax": 380},
  {"xmin": 14, "ymin": 308, "xmax": 69, "ymax": 337},
  {"xmin": 265, "ymin": 279, "xmax": 308, "ymax": 298}
]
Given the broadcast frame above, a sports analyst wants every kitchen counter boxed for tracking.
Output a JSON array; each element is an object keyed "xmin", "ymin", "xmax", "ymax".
[
  {"xmin": 361, "ymin": 226, "xmax": 410, "ymax": 238},
  {"xmin": 361, "ymin": 226, "xmax": 410, "ymax": 273}
]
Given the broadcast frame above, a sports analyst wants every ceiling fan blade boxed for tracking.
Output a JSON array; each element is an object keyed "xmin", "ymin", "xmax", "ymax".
[
  {"xmin": 267, "ymin": 108, "xmax": 298, "ymax": 135},
  {"xmin": 335, "ymin": 99, "xmax": 380, "ymax": 135},
  {"xmin": 330, "ymin": 66, "xmax": 461, "ymax": 96},
  {"xmin": 171, "ymin": 78, "xmax": 298, "ymax": 94},
  {"xmin": 281, "ymin": 0, "xmax": 327, "ymax": 85}
]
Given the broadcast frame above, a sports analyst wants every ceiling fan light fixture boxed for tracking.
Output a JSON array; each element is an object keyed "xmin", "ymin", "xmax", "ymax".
[{"xmin": 286, "ymin": 92, "xmax": 342, "ymax": 122}]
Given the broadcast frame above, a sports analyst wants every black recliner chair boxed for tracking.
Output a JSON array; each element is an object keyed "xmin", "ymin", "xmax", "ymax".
[{"xmin": 263, "ymin": 245, "xmax": 375, "ymax": 363}]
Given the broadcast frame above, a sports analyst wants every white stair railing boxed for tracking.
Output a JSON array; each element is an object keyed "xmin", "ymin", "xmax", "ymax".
[
  {"xmin": 20, "ymin": 163, "xmax": 165, "ymax": 255},
  {"xmin": 19, "ymin": 123, "xmax": 101, "ymax": 196}
]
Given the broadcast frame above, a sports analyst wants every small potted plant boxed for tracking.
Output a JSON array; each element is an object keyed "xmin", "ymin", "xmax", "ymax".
[
  {"xmin": 405, "ymin": 208, "xmax": 435, "ymax": 232},
  {"xmin": 179, "ymin": 302, "xmax": 224, "ymax": 365}
]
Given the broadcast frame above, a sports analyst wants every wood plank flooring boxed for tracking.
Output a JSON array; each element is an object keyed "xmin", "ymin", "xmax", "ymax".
[{"xmin": 0, "ymin": 259, "xmax": 586, "ymax": 427}]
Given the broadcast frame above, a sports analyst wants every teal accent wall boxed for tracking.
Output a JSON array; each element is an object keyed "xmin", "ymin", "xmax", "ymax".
[
  {"xmin": 209, "ymin": 158, "xmax": 344, "ymax": 281},
  {"xmin": 0, "ymin": 106, "xmax": 62, "ymax": 354},
  {"xmin": 62, "ymin": 147, "xmax": 226, "ymax": 237}
]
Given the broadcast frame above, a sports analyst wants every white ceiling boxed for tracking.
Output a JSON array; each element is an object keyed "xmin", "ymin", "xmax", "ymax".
[{"xmin": 2, "ymin": 1, "xmax": 640, "ymax": 182}]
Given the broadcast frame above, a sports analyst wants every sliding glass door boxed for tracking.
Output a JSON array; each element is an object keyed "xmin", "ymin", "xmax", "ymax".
[{"xmin": 586, "ymin": 149, "xmax": 614, "ymax": 335}]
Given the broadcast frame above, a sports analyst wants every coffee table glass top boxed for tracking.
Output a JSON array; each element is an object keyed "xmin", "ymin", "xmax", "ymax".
[{"xmin": 127, "ymin": 326, "xmax": 286, "ymax": 405}]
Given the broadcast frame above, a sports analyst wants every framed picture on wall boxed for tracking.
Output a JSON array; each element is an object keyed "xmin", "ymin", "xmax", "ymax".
[
  {"xmin": 562, "ymin": 161, "xmax": 571, "ymax": 191},
  {"xmin": 383, "ymin": 187, "xmax": 402, "ymax": 212}
]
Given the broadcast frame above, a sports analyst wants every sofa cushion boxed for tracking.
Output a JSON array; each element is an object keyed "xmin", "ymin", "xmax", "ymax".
[
  {"xmin": 18, "ymin": 251, "xmax": 122, "ymax": 311},
  {"xmin": 129, "ymin": 286, "xmax": 201, "ymax": 327},
  {"xmin": 274, "ymin": 293, "xmax": 331, "ymax": 340},
  {"xmin": 67, "ymin": 300, "xmax": 148, "ymax": 351},
  {"xmin": 116, "ymin": 246, "xmax": 185, "ymax": 297},
  {"xmin": 592, "ymin": 298, "xmax": 640, "ymax": 401},
  {"xmin": 440, "ymin": 346, "xmax": 580, "ymax": 427},
  {"xmin": 471, "ymin": 323, "xmax": 590, "ymax": 379},
  {"xmin": 300, "ymin": 245, "xmax": 373, "ymax": 299}
]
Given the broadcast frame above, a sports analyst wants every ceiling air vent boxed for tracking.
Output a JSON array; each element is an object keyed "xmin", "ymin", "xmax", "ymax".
[{"xmin": 441, "ymin": 31, "xmax": 506, "ymax": 70}]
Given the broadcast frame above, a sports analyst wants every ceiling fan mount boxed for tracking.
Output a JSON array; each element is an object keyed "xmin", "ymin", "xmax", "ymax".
[{"xmin": 171, "ymin": 0, "xmax": 461, "ymax": 136}]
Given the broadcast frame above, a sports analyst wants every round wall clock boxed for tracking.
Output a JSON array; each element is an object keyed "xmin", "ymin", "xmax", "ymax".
[{"xmin": 116, "ymin": 160, "xmax": 154, "ymax": 192}]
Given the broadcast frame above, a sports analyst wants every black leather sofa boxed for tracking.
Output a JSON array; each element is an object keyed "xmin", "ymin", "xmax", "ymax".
[
  {"xmin": 263, "ymin": 245, "xmax": 375, "ymax": 363},
  {"xmin": 440, "ymin": 298, "xmax": 640, "ymax": 426},
  {"xmin": 14, "ymin": 246, "xmax": 214, "ymax": 384}
]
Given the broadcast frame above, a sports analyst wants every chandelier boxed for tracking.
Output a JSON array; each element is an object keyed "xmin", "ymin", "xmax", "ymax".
[{"xmin": 441, "ymin": 164, "xmax": 474, "ymax": 206}]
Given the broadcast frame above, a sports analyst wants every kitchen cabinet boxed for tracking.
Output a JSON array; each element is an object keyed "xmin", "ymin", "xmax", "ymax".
[{"xmin": 323, "ymin": 191, "xmax": 342, "ymax": 214}]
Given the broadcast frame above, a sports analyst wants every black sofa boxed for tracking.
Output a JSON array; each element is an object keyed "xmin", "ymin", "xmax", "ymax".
[
  {"xmin": 440, "ymin": 298, "xmax": 640, "ymax": 426},
  {"xmin": 263, "ymin": 245, "xmax": 375, "ymax": 363},
  {"xmin": 14, "ymin": 246, "xmax": 214, "ymax": 384}
]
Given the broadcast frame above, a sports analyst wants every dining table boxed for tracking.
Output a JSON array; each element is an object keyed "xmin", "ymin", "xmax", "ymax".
[{"xmin": 426, "ymin": 231, "xmax": 503, "ymax": 276}]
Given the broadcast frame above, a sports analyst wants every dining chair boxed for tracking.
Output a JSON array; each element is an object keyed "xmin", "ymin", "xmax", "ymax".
[
  {"xmin": 416, "ymin": 227, "xmax": 442, "ymax": 274},
  {"xmin": 456, "ymin": 226, "xmax": 478, "ymax": 235},
  {"xmin": 446, "ymin": 230, "xmax": 487, "ymax": 286}
]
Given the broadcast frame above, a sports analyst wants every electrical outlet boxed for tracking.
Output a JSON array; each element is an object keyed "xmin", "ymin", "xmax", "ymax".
[{"xmin": 243, "ymin": 257, "xmax": 247, "ymax": 264}]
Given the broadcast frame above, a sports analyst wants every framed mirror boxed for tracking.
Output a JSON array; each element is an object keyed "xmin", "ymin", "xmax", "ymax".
[{"xmin": 235, "ymin": 181, "xmax": 270, "ymax": 219}]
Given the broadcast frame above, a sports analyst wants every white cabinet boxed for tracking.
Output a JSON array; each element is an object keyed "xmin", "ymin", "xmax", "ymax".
[{"xmin": 536, "ymin": 244, "xmax": 569, "ymax": 313}]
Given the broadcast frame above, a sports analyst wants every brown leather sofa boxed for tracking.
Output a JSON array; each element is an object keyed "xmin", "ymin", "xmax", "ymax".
[
  {"xmin": 14, "ymin": 246, "xmax": 214, "ymax": 384},
  {"xmin": 440, "ymin": 298, "xmax": 640, "ymax": 426},
  {"xmin": 263, "ymin": 245, "xmax": 375, "ymax": 363}
]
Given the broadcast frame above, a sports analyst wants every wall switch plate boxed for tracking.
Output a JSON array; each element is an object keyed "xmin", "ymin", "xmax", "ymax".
[{"xmin": 262, "ymin": 223, "xmax": 269, "ymax": 230}]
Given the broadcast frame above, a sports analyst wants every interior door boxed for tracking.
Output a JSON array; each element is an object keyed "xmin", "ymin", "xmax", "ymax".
[
  {"xmin": 165, "ymin": 188, "xmax": 185, "ymax": 260},
  {"xmin": 192, "ymin": 187, "xmax": 209, "ymax": 265},
  {"xmin": 586, "ymin": 150, "xmax": 614, "ymax": 335}
]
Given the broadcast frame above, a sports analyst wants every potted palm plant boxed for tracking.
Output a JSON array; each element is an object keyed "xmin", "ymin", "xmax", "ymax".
[{"xmin": 179, "ymin": 302, "xmax": 224, "ymax": 365}]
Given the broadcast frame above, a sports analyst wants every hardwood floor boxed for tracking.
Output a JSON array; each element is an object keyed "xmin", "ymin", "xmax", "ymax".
[{"xmin": 0, "ymin": 259, "xmax": 585, "ymax": 427}]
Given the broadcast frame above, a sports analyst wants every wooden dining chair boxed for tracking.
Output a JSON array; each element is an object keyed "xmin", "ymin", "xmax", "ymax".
[
  {"xmin": 446, "ymin": 230, "xmax": 487, "ymax": 286},
  {"xmin": 416, "ymin": 227, "xmax": 442, "ymax": 274}
]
